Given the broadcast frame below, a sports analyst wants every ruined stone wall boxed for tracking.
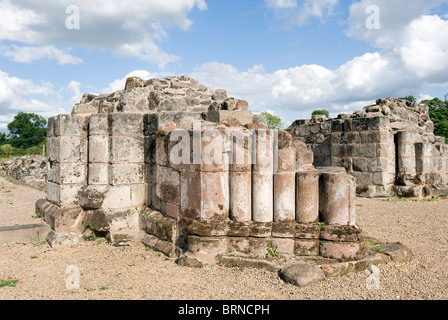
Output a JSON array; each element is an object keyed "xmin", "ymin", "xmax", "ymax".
[
  {"xmin": 288, "ymin": 98, "xmax": 448, "ymax": 198},
  {"xmin": 37, "ymin": 75, "xmax": 365, "ymax": 263},
  {"xmin": 0, "ymin": 155, "xmax": 47, "ymax": 189}
]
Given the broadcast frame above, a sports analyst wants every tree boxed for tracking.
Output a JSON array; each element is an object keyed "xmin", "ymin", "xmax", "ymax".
[
  {"xmin": 262, "ymin": 112, "xmax": 284, "ymax": 130},
  {"xmin": 0, "ymin": 132, "xmax": 7, "ymax": 145},
  {"xmin": 421, "ymin": 98, "xmax": 448, "ymax": 139},
  {"xmin": 399, "ymin": 96, "xmax": 417, "ymax": 103},
  {"xmin": 312, "ymin": 109, "xmax": 330, "ymax": 118},
  {"xmin": 0, "ymin": 144, "xmax": 14, "ymax": 158},
  {"xmin": 7, "ymin": 113, "xmax": 47, "ymax": 149}
]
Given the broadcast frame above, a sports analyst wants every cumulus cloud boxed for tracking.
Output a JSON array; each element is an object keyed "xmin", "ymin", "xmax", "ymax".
[
  {"xmin": 0, "ymin": 0, "xmax": 207, "ymax": 68},
  {"xmin": 0, "ymin": 70, "xmax": 69, "ymax": 130},
  {"xmin": 0, "ymin": 44, "xmax": 82, "ymax": 65}
]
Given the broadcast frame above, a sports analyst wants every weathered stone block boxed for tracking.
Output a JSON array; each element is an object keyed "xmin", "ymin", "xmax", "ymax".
[
  {"xmin": 59, "ymin": 136, "xmax": 82, "ymax": 162},
  {"xmin": 227, "ymin": 237, "xmax": 250, "ymax": 254},
  {"xmin": 180, "ymin": 217, "xmax": 229, "ymax": 237},
  {"xmin": 320, "ymin": 225, "xmax": 363, "ymax": 242},
  {"xmin": 109, "ymin": 136, "xmax": 145, "ymax": 163},
  {"xmin": 272, "ymin": 238, "xmax": 295, "ymax": 255},
  {"xmin": 109, "ymin": 114, "xmax": 144, "ymax": 136},
  {"xmin": 248, "ymin": 238, "xmax": 273, "ymax": 258},
  {"xmin": 187, "ymin": 236, "xmax": 228, "ymax": 255},
  {"xmin": 295, "ymin": 223, "xmax": 320, "ymax": 239},
  {"xmin": 294, "ymin": 239, "xmax": 319, "ymax": 256},
  {"xmin": 319, "ymin": 241, "xmax": 364, "ymax": 261},
  {"xmin": 89, "ymin": 114, "xmax": 109, "ymax": 135},
  {"xmin": 272, "ymin": 221, "xmax": 295, "ymax": 238},
  {"xmin": 59, "ymin": 163, "xmax": 86, "ymax": 185},
  {"xmin": 53, "ymin": 115, "xmax": 81, "ymax": 136},
  {"xmin": 140, "ymin": 209, "xmax": 177, "ymax": 243},
  {"xmin": 248, "ymin": 222, "xmax": 272, "ymax": 238},
  {"xmin": 180, "ymin": 171, "xmax": 229, "ymax": 221},
  {"xmin": 228, "ymin": 221, "xmax": 250, "ymax": 237},
  {"xmin": 88, "ymin": 164, "xmax": 109, "ymax": 185},
  {"xmin": 156, "ymin": 166, "xmax": 180, "ymax": 205},
  {"xmin": 89, "ymin": 135, "xmax": 109, "ymax": 163},
  {"xmin": 109, "ymin": 164, "xmax": 145, "ymax": 185}
]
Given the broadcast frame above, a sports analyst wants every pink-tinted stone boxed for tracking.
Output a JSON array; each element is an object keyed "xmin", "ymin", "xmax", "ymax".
[
  {"xmin": 296, "ymin": 171, "xmax": 320, "ymax": 223},
  {"xmin": 274, "ymin": 172, "xmax": 295, "ymax": 222},
  {"xmin": 320, "ymin": 241, "xmax": 364, "ymax": 260}
]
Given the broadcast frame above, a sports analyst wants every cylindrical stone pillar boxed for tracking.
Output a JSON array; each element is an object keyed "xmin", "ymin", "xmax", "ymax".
[
  {"xmin": 229, "ymin": 129, "xmax": 252, "ymax": 222},
  {"xmin": 252, "ymin": 129, "xmax": 274, "ymax": 223},
  {"xmin": 230, "ymin": 171, "xmax": 252, "ymax": 222},
  {"xmin": 296, "ymin": 171, "xmax": 320, "ymax": 223},
  {"xmin": 274, "ymin": 147, "xmax": 296, "ymax": 222},
  {"xmin": 320, "ymin": 172, "xmax": 351, "ymax": 226}
]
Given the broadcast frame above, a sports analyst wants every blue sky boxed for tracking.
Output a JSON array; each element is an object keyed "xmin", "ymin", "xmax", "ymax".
[{"xmin": 1, "ymin": 0, "xmax": 448, "ymax": 131}]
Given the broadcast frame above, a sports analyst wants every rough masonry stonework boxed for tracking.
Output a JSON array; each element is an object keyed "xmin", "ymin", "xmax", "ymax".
[
  {"xmin": 37, "ymin": 75, "xmax": 367, "ymax": 266},
  {"xmin": 287, "ymin": 98, "xmax": 448, "ymax": 198}
]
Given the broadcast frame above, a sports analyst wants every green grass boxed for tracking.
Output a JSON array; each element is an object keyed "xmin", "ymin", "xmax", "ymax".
[{"xmin": 0, "ymin": 279, "xmax": 19, "ymax": 288}]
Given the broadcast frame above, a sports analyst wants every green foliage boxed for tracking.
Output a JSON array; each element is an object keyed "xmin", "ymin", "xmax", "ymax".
[
  {"xmin": 0, "ymin": 144, "xmax": 14, "ymax": 158},
  {"xmin": 312, "ymin": 109, "xmax": 330, "ymax": 118},
  {"xmin": 262, "ymin": 112, "xmax": 284, "ymax": 130},
  {"xmin": 0, "ymin": 132, "xmax": 7, "ymax": 145},
  {"xmin": 317, "ymin": 222, "xmax": 325, "ymax": 231},
  {"xmin": 0, "ymin": 279, "xmax": 19, "ymax": 288},
  {"xmin": 7, "ymin": 112, "xmax": 47, "ymax": 149},
  {"xmin": 422, "ymin": 97, "xmax": 448, "ymax": 140},
  {"xmin": 399, "ymin": 95, "xmax": 417, "ymax": 103},
  {"xmin": 266, "ymin": 247, "xmax": 278, "ymax": 258}
]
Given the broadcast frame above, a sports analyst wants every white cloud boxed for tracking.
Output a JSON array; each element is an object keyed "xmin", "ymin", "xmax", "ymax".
[
  {"xmin": 101, "ymin": 70, "xmax": 162, "ymax": 94},
  {"xmin": 67, "ymin": 80, "xmax": 83, "ymax": 105},
  {"xmin": 346, "ymin": 0, "xmax": 446, "ymax": 48},
  {"xmin": 0, "ymin": 69, "xmax": 67, "ymax": 130},
  {"xmin": 266, "ymin": 0, "xmax": 298, "ymax": 9},
  {"xmin": 0, "ymin": 0, "xmax": 207, "ymax": 67},
  {"xmin": 399, "ymin": 15, "xmax": 448, "ymax": 81},
  {"xmin": 1, "ymin": 44, "xmax": 82, "ymax": 65},
  {"xmin": 267, "ymin": 0, "xmax": 339, "ymax": 27}
]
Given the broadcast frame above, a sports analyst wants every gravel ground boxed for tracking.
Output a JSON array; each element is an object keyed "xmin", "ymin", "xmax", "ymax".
[{"xmin": 0, "ymin": 175, "xmax": 447, "ymax": 300}]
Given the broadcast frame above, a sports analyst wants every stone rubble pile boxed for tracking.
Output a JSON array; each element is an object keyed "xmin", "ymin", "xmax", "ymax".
[{"xmin": 0, "ymin": 155, "xmax": 47, "ymax": 190}]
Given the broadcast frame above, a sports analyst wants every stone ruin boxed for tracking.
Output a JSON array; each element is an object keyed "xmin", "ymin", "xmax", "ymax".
[
  {"xmin": 287, "ymin": 98, "xmax": 448, "ymax": 198},
  {"xmin": 0, "ymin": 155, "xmax": 47, "ymax": 190},
  {"xmin": 36, "ymin": 75, "xmax": 371, "ymax": 267}
]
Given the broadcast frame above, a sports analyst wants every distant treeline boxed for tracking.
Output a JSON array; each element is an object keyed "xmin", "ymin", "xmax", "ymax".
[{"xmin": 0, "ymin": 112, "xmax": 46, "ymax": 160}]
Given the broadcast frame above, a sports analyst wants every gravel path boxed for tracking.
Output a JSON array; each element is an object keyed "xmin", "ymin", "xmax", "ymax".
[{"xmin": 0, "ymin": 175, "xmax": 447, "ymax": 300}]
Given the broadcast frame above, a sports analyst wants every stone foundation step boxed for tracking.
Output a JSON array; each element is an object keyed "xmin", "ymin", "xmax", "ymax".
[{"xmin": 0, "ymin": 224, "xmax": 51, "ymax": 244}]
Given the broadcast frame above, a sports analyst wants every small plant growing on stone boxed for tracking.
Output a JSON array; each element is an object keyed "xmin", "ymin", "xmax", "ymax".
[
  {"xmin": 33, "ymin": 212, "xmax": 42, "ymax": 219},
  {"xmin": 83, "ymin": 222, "xmax": 96, "ymax": 241},
  {"xmin": 363, "ymin": 237, "xmax": 373, "ymax": 248},
  {"xmin": 375, "ymin": 248, "xmax": 385, "ymax": 254},
  {"xmin": 266, "ymin": 247, "xmax": 278, "ymax": 258},
  {"xmin": 317, "ymin": 222, "xmax": 325, "ymax": 231}
]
